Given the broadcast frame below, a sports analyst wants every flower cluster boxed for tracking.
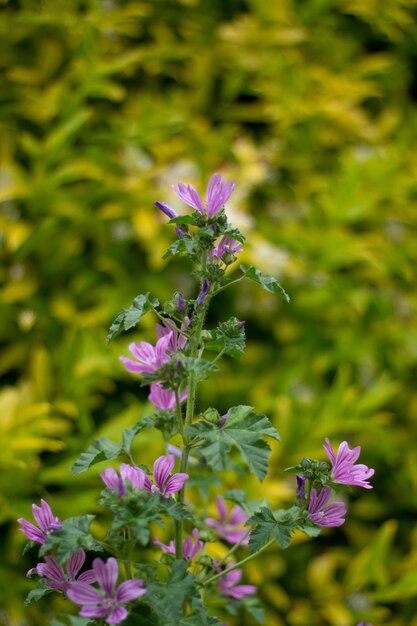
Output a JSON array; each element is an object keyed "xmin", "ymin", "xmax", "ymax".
[
  {"xmin": 100, "ymin": 455, "xmax": 189, "ymax": 499},
  {"xmin": 296, "ymin": 438, "xmax": 374, "ymax": 528},
  {"xmin": 18, "ymin": 174, "xmax": 376, "ymax": 626}
]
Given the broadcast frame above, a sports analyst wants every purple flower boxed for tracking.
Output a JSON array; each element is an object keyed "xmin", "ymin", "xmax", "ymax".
[
  {"xmin": 148, "ymin": 455, "xmax": 189, "ymax": 498},
  {"xmin": 218, "ymin": 563, "xmax": 256, "ymax": 600},
  {"xmin": 296, "ymin": 474, "xmax": 307, "ymax": 499},
  {"xmin": 119, "ymin": 333, "xmax": 172, "ymax": 375},
  {"xmin": 209, "ymin": 236, "xmax": 243, "ymax": 261},
  {"xmin": 18, "ymin": 499, "xmax": 62, "ymax": 544},
  {"xmin": 28, "ymin": 549, "xmax": 96, "ymax": 591},
  {"xmin": 196, "ymin": 279, "xmax": 210, "ymax": 306},
  {"xmin": 308, "ymin": 487, "xmax": 347, "ymax": 527},
  {"xmin": 67, "ymin": 557, "xmax": 146, "ymax": 625},
  {"xmin": 156, "ymin": 317, "xmax": 189, "ymax": 352},
  {"xmin": 205, "ymin": 497, "xmax": 249, "ymax": 544},
  {"xmin": 148, "ymin": 382, "xmax": 188, "ymax": 411},
  {"xmin": 154, "ymin": 202, "xmax": 185, "ymax": 237},
  {"xmin": 100, "ymin": 464, "xmax": 151, "ymax": 497},
  {"xmin": 324, "ymin": 438, "xmax": 375, "ymax": 489},
  {"xmin": 154, "ymin": 201, "xmax": 178, "ymax": 220},
  {"xmin": 153, "ymin": 528, "xmax": 203, "ymax": 560},
  {"xmin": 173, "ymin": 173, "xmax": 235, "ymax": 218},
  {"xmin": 177, "ymin": 294, "xmax": 186, "ymax": 312}
]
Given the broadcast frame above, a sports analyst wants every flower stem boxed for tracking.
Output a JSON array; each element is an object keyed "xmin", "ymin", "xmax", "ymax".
[
  {"xmin": 202, "ymin": 539, "xmax": 275, "ymax": 586},
  {"xmin": 216, "ymin": 528, "xmax": 251, "ymax": 567},
  {"xmin": 174, "ymin": 252, "xmax": 209, "ymax": 559}
]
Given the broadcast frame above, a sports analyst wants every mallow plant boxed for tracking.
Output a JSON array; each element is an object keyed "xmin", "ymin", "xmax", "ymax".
[{"xmin": 19, "ymin": 174, "xmax": 375, "ymax": 625}]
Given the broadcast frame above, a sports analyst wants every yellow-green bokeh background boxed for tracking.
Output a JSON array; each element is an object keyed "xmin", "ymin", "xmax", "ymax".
[{"xmin": 1, "ymin": 0, "xmax": 417, "ymax": 624}]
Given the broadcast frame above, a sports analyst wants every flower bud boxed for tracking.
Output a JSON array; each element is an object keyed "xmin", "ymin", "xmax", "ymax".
[
  {"xmin": 201, "ymin": 330, "xmax": 213, "ymax": 341},
  {"xmin": 201, "ymin": 407, "xmax": 220, "ymax": 424}
]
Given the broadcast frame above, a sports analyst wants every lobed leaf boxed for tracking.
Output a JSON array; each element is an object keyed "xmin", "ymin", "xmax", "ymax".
[
  {"xmin": 40, "ymin": 515, "xmax": 102, "ymax": 563},
  {"xmin": 72, "ymin": 417, "xmax": 154, "ymax": 474},
  {"xmin": 240, "ymin": 264, "xmax": 290, "ymax": 302},
  {"xmin": 247, "ymin": 506, "xmax": 301, "ymax": 553},
  {"xmin": 107, "ymin": 294, "xmax": 159, "ymax": 343},
  {"xmin": 186, "ymin": 405, "xmax": 279, "ymax": 481}
]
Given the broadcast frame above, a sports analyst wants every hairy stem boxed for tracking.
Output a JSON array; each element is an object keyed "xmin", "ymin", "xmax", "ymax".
[
  {"xmin": 202, "ymin": 538, "xmax": 275, "ymax": 586},
  {"xmin": 174, "ymin": 252, "xmax": 209, "ymax": 559}
]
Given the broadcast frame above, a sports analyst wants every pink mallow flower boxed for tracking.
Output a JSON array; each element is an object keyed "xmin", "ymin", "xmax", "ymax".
[
  {"xmin": 308, "ymin": 487, "xmax": 347, "ymax": 527},
  {"xmin": 148, "ymin": 382, "xmax": 188, "ymax": 411},
  {"xmin": 205, "ymin": 496, "xmax": 249, "ymax": 544},
  {"xmin": 209, "ymin": 236, "xmax": 243, "ymax": 261},
  {"xmin": 119, "ymin": 333, "xmax": 172, "ymax": 374},
  {"xmin": 218, "ymin": 563, "xmax": 256, "ymax": 600},
  {"xmin": 173, "ymin": 173, "xmax": 235, "ymax": 218},
  {"xmin": 67, "ymin": 557, "xmax": 146, "ymax": 625},
  {"xmin": 18, "ymin": 499, "xmax": 62, "ymax": 544},
  {"xmin": 27, "ymin": 549, "xmax": 96, "ymax": 591},
  {"xmin": 324, "ymin": 438, "xmax": 375, "ymax": 489},
  {"xmin": 153, "ymin": 528, "xmax": 203, "ymax": 560},
  {"xmin": 156, "ymin": 317, "xmax": 189, "ymax": 352},
  {"xmin": 100, "ymin": 464, "xmax": 151, "ymax": 497},
  {"xmin": 147, "ymin": 455, "xmax": 189, "ymax": 498}
]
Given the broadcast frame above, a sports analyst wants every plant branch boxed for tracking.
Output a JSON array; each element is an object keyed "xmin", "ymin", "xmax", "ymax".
[{"xmin": 202, "ymin": 538, "xmax": 275, "ymax": 586}]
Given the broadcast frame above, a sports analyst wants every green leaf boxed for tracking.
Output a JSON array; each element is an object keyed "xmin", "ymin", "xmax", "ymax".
[
  {"xmin": 107, "ymin": 293, "xmax": 159, "ymax": 343},
  {"xmin": 107, "ymin": 491, "xmax": 192, "ymax": 547},
  {"xmin": 168, "ymin": 215, "xmax": 196, "ymax": 225},
  {"xmin": 72, "ymin": 417, "xmax": 154, "ymax": 475},
  {"xmin": 24, "ymin": 581, "xmax": 54, "ymax": 606},
  {"xmin": 222, "ymin": 225, "xmax": 245, "ymax": 244},
  {"xmin": 163, "ymin": 237, "xmax": 196, "ymax": 260},
  {"xmin": 240, "ymin": 264, "xmax": 290, "ymax": 302},
  {"xmin": 40, "ymin": 515, "xmax": 101, "ymax": 563},
  {"xmin": 205, "ymin": 317, "xmax": 245, "ymax": 359},
  {"xmin": 247, "ymin": 506, "xmax": 300, "ymax": 553},
  {"xmin": 186, "ymin": 405, "xmax": 279, "ymax": 481},
  {"xmin": 146, "ymin": 561, "xmax": 198, "ymax": 625},
  {"xmin": 184, "ymin": 357, "xmax": 219, "ymax": 382}
]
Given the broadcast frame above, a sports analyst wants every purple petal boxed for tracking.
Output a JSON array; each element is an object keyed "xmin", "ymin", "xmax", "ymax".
[
  {"xmin": 119, "ymin": 356, "xmax": 150, "ymax": 374},
  {"xmin": 106, "ymin": 607, "xmax": 128, "ymax": 625},
  {"xmin": 153, "ymin": 455, "xmax": 175, "ymax": 491},
  {"xmin": 67, "ymin": 581, "xmax": 104, "ymax": 605},
  {"xmin": 153, "ymin": 537, "xmax": 176, "ymax": 555},
  {"xmin": 173, "ymin": 182, "xmax": 204, "ymax": 213},
  {"xmin": 78, "ymin": 570, "xmax": 97, "ymax": 584},
  {"xmin": 32, "ymin": 499, "xmax": 54, "ymax": 533},
  {"xmin": 93, "ymin": 557, "xmax": 119, "ymax": 596},
  {"xmin": 215, "ymin": 496, "xmax": 227, "ymax": 523},
  {"xmin": 79, "ymin": 607, "xmax": 108, "ymax": 619},
  {"xmin": 116, "ymin": 580, "xmax": 147, "ymax": 603},
  {"xmin": 67, "ymin": 549, "xmax": 86, "ymax": 580},
  {"xmin": 224, "ymin": 584, "xmax": 256, "ymax": 599},
  {"xmin": 163, "ymin": 472, "xmax": 189, "ymax": 496},
  {"xmin": 154, "ymin": 201, "xmax": 178, "ymax": 220},
  {"xmin": 39, "ymin": 556, "xmax": 65, "ymax": 585},
  {"xmin": 229, "ymin": 505, "xmax": 248, "ymax": 526},
  {"xmin": 17, "ymin": 519, "xmax": 45, "ymax": 544},
  {"xmin": 120, "ymin": 464, "xmax": 147, "ymax": 490}
]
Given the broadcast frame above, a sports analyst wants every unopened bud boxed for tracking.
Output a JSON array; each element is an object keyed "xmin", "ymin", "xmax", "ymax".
[
  {"xmin": 201, "ymin": 330, "xmax": 213, "ymax": 341},
  {"xmin": 201, "ymin": 407, "xmax": 220, "ymax": 424}
]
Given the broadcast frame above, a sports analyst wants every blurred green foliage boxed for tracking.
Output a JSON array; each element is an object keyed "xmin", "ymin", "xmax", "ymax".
[{"xmin": 1, "ymin": 0, "xmax": 417, "ymax": 624}]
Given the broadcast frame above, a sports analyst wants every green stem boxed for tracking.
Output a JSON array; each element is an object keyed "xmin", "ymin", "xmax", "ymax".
[
  {"xmin": 212, "ymin": 274, "xmax": 245, "ymax": 296},
  {"xmin": 203, "ymin": 539, "xmax": 275, "ymax": 586},
  {"xmin": 211, "ymin": 346, "xmax": 227, "ymax": 365},
  {"xmin": 216, "ymin": 528, "xmax": 251, "ymax": 567},
  {"xmin": 174, "ymin": 387, "xmax": 184, "ymax": 435},
  {"xmin": 152, "ymin": 307, "xmax": 189, "ymax": 339},
  {"xmin": 174, "ymin": 252, "xmax": 209, "ymax": 559}
]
